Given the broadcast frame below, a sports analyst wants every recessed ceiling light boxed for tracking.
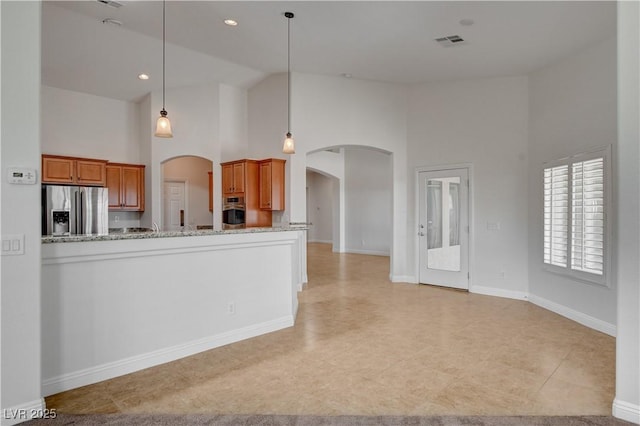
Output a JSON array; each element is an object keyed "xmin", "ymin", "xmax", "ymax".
[
  {"xmin": 459, "ymin": 18, "xmax": 474, "ymax": 26},
  {"xmin": 341, "ymin": 73, "xmax": 352, "ymax": 79},
  {"xmin": 138, "ymin": 74, "xmax": 149, "ymax": 80},
  {"xmin": 101, "ymin": 18, "xmax": 123, "ymax": 27},
  {"xmin": 97, "ymin": 0, "xmax": 122, "ymax": 8},
  {"xmin": 224, "ymin": 19, "xmax": 238, "ymax": 26}
]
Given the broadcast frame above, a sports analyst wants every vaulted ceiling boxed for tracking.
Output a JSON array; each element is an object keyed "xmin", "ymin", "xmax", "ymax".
[{"xmin": 42, "ymin": 1, "xmax": 616, "ymax": 102}]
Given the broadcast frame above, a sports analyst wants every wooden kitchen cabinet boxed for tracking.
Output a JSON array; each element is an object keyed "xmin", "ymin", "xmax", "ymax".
[
  {"xmin": 221, "ymin": 159, "xmax": 271, "ymax": 227},
  {"xmin": 42, "ymin": 154, "xmax": 107, "ymax": 186},
  {"xmin": 258, "ymin": 159, "xmax": 285, "ymax": 211},
  {"xmin": 208, "ymin": 171, "xmax": 213, "ymax": 212},
  {"xmin": 221, "ymin": 162, "xmax": 246, "ymax": 194},
  {"xmin": 106, "ymin": 163, "xmax": 145, "ymax": 211}
]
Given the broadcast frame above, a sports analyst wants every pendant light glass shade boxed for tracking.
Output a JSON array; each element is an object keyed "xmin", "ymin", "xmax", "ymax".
[
  {"xmin": 155, "ymin": 109, "xmax": 173, "ymax": 138},
  {"xmin": 283, "ymin": 12, "xmax": 294, "ymax": 154},
  {"xmin": 283, "ymin": 132, "xmax": 295, "ymax": 154},
  {"xmin": 154, "ymin": 0, "xmax": 173, "ymax": 138}
]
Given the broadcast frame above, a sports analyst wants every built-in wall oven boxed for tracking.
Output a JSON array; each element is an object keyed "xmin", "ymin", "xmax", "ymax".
[{"xmin": 222, "ymin": 196, "xmax": 245, "ymax": 229}]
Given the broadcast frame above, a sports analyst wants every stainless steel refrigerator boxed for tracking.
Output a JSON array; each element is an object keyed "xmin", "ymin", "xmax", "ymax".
[{"xmin": 42, "ymin": 185, "xmax": 109, "ymax": 236}]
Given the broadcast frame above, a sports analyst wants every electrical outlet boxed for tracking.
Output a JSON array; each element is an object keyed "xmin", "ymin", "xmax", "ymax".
[
  {"xmin": 114, "ymin": 216, "xmax": 119, "ymax": 223},
  {"xmin": 227, "ymin": 302, "xmax": 235, "ymax": 315}
]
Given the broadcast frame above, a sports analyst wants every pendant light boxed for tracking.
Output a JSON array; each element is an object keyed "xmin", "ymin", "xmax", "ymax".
[
  {"xmin": 282, "ymin": 12, "xmax": 295, "ymax": 154},
  {"xmin": 154, "ymin": 0, "xmax": 173, "ymax": 138}
]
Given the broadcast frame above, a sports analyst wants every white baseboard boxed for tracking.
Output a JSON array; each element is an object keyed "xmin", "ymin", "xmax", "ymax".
[
  {"xmin": 613, "ymin": 398, "xmax": 640, "ymax": 424},
  {"xmin": 1, "ymin": 398, "xmax": 45, "ymax": 426},
  {"xmin": 42, "ymin": 315, "xmax": 294, "ymax": 396},
  {"xmin": 470, "ymin": 285, "xmax": 529, "ymax": 301},
  {"xmin": 344, "ymin": 248, "xmax": 390, "ymax": 256},
  {"xmin": 528, "ymin": 294, "xmax": 616, "ymax": 337},
  {"xmin": 390, "ymin": 275, "xmax": 418, "ymax": 284}
]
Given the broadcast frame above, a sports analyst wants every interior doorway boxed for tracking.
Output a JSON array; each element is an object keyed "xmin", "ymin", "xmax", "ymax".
[
  {"xmin": 418, "ymin": 167, "xmax": 469, "ymax": 290},
  {"xmin": 163, "ymin": 180, "xmax": 187, "ymax": 231}
]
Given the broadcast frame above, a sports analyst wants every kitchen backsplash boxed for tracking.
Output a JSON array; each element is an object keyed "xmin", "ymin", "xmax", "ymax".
[{"xmin": 108, "ymin": 211, "xmax": 141, "ymax": 229}]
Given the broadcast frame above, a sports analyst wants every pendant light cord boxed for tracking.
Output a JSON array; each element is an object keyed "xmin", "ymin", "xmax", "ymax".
[
  {"xmin": 162, "ymin": 0, "xmax": 166, "ymax": 111},
  {"xmin": 287, "ymin": 13, "xmax": 291, "ymax": 133}
]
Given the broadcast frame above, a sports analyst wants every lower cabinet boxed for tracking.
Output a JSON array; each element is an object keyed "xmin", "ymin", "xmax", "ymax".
[{"xmin": 106, "ymin": 163, "xmax": 145, "ymax": 211}]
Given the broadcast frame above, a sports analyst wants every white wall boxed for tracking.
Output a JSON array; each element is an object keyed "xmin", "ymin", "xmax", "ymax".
[
  {"xmin": 344, "ymin": 148, "xmax": 392, "ymax": 256},
  {"xmin": 1, "ymin": 1, "xmax": 45, "ymax": 422},
  {"xmin": 248, "ymin": 73, "xmax": 409, "ymax": 280},
  {"xmin": 407, "ymin": 76, "xmax": 530, "ymax": 296},
  {"xmin": 306, "ymin": 170, "xmax": 333, "ymax": 244},
  {"xmin": 162, "ymin": 156, "xmax": 213, "ymax": 229},
  {"xmin": 219, "ymin": 84, "xmax": 249, "ymax": 163},
  {"xmin": 41, "ymin": 86, "xmax": 140, "ymax": 163},
  {"xmin": 527, "ymin": 37, "xmax": 617, "ymax": 330},
  {"xmin": 614, "ymin": 2, "xmax": 640, "ymax": 423}
]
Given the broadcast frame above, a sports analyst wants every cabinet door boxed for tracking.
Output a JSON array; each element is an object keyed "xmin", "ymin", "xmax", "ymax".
[
  {"xmin": 42, "ymin": 156, "xmax": 74, "ymax": 184},
  {"xmin": 106, "ymin": 166, "xmax": 123, "ymax": 209},
  {"xmin": 208, "ymin": 171, "xmax": 213, "ymax": 211},
  {"xmin": 76, "ymin": 159, "xmax": 106, "ymax": 186},
  {"xmin": 222, "ymin": 164, "xmax": 234, "ymax": 194},
  {"xmin": 259, "ymin": 162, "xmax": 272, "ymax": 209},
  {"xmin": 122, "ymin": 166, "xmax": 144, "ymax": 210},
  {"xmin": 259, "ymin": 159, "xmax": 285, "ymax": 211},
  {"xmin": 233, "ymin": 162, "xmax": 245, "ymax": 193},
  {"xmin": 269, "ymin": 160, "xmax": 285, "ymax": 210}
]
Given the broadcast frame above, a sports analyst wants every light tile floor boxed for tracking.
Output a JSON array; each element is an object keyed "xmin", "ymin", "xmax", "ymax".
[{"xmin": 46, "ymin": 243, "xmax": 616, "ymax": 416}]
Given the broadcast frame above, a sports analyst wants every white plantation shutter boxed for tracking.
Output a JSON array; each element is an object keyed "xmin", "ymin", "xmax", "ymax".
[
  {"xmin": 543, "ymin": 150, "xmax": 608, "ymax": 284},
  {"xmin": 571, "ymin": 158, "xmax": 604, "ymax": 275},
  {"xmin": 544, "ymin": 165, "xmax": 569, "ymax": 267}
]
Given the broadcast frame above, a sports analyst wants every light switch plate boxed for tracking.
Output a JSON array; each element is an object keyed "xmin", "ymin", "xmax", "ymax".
[{"xmin": 1, "ymin": 234, "xmax": 25, "ymax": 255}]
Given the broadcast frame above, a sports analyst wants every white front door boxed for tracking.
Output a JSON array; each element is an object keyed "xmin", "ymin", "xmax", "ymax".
[
  {"xmin": 163, "ymin": 181, "xmax": 186, "ymax": 231},
  {"xmin": 418, "ymin": 168, "xmax": 469, "ymax": 290}
]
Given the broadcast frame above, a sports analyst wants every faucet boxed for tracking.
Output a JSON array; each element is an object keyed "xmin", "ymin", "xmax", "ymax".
[{"xmin": 152, "ymin": 221, "xmax": 159, "ymax": 233}]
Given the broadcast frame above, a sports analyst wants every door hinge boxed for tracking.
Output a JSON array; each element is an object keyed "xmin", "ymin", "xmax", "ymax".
[
  {"xmin": 466, "ymin": 225, "xmax": 470, "ymax": 233},
  {"xmin": 467, "ymin": 272, "xmax": 470, "ymax": 279}
]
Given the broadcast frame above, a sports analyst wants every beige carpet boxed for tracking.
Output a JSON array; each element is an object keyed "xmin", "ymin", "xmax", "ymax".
[{"xmin": 24, "ymin": 414, "xmax": 633, "ymax": 425}]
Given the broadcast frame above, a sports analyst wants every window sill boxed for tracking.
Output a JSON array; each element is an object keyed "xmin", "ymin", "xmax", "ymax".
[{"xmin": 542, "ymin": 265, "xmax": 610, "ymax": 289}]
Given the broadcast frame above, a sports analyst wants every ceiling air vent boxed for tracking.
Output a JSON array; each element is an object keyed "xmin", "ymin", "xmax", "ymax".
[
  {"xmin": 435, "ymin": 35, "xmax": 466, "ymax": 47},
  {"xmin": 97, "ymin": 0, "xmax": 123, "ymax": 8}
]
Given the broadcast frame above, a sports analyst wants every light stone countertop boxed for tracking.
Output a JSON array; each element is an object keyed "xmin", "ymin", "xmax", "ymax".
[{"xmin": 41, "ymin": 225, "xmax": 308, "ymax": 244}]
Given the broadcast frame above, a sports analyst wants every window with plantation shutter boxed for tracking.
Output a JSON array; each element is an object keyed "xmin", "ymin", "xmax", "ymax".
[
  {"xmin": 544, "ymin": 165, "xmax": 569, "ymax": 267},
  {"xmin": 542, "ymin": 148, "xmax": 609, "ymax": 286},
  {"xmin": 571, "ymin": 158, "xmax": 604, "ymax": 275}
]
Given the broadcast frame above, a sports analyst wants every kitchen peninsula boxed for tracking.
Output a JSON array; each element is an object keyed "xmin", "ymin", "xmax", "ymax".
[{"xmin": 41, "ymin": 227, "xmax": 306, "ymax": 396}]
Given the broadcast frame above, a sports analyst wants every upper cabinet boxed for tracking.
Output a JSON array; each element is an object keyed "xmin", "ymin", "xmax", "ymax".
[
  {"xmin": 258, "ymin": 159, "xmax": 285, "ymax": 211},
  {"xmin": 106, "ymin": 163, "xmax": 145, "ymax": 211},
  {"xmin": 221, "ymin": 161, "xmax": 246, "ymax": 195},
  {"xmin": 42, "ymin": 154, "xmax": 107, "ymax": 186}
]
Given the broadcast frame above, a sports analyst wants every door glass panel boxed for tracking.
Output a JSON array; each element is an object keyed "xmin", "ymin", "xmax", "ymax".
[
  {"xmin": 426, "ymin": 180, "xmax": 442, "ymax": 249},
  {"xmin": 426, "ymin": 177, "xmax": 461, "ymax": 272}
]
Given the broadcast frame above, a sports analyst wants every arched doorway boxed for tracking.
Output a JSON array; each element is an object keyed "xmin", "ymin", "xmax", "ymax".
[
  {"xmin": 306, "ymin": 146, "xmax": 393, "ymax": 259},
  {"xmin": 161, "ymin": 155, "xmax": 213, "ymax": 231}
]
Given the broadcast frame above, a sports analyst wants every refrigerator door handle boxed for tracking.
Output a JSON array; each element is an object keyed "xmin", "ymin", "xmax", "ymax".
[{"xmin": 74, "ymin": 191, "xmax": 78, "ymax": 234}]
